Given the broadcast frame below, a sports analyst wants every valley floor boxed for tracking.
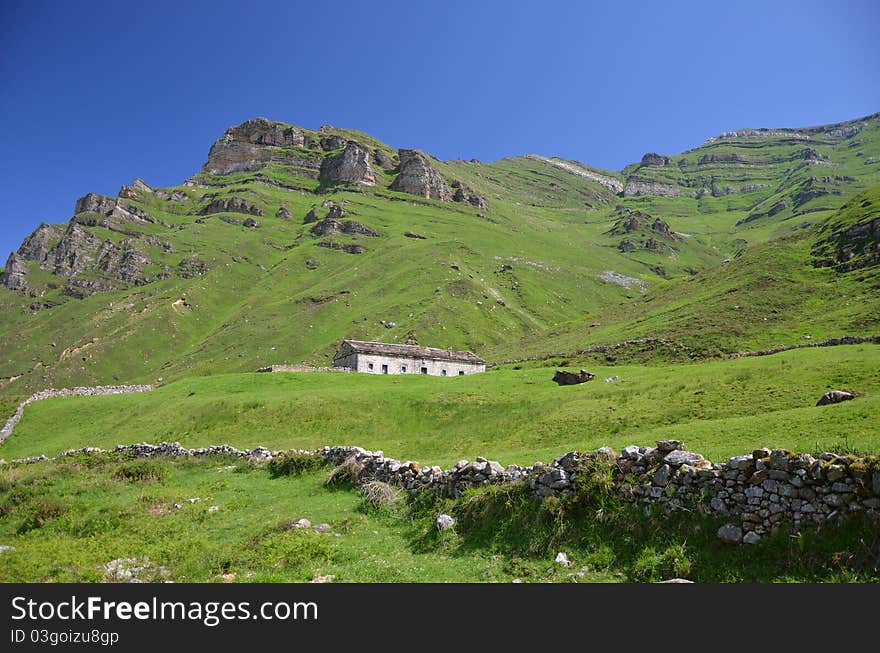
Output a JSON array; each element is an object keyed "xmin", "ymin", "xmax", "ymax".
[{"xmin": 1, "ymin": 344, "xmax": 878, "ymax": 583}]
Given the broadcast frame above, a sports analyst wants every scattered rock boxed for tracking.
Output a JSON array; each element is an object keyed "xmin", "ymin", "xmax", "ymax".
[
  {"xmin": 717, "ymin": 523, "xmax": 743, "ymax": 545},
  {"xmin": 311, "ymin": 574, "xmax": 335, "ymax": 583},
  {"xmin": 554, "ymin": 552, "xmax": 572, "ymax": 568},
  {"xmin": 743, "ymin": 531, "xmax": 761, "ymax": 545},
  {"xmin": 313, "ymin": 523, "xmax": 331, "ymax": 533}
]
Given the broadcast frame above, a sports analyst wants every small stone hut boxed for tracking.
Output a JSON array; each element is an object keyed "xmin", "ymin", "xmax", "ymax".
[{"xmin": 332, "ymin": 340, "xmax": 486, "ymax": 376}]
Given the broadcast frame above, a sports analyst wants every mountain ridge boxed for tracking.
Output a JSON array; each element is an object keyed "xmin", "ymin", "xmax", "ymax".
[{"xmin": 0, "ymin": 111, "xmax": 878, "ymax": 394}]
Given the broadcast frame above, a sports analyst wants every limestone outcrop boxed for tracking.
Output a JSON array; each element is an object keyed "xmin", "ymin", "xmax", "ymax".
[
  {"xmin": 319, "ymin": 141, "xmax": 377, "ymax": 186},
  {"xmin": 641, "ymin": 153, "xmax": 672, "ymax": 166},
  {"xmin": 204, "ymin": 118, "xmax": 319, "ymax": 176},
  {"xmin": 623, "ymin": 177, "xmax": 682, "ymax": 197},
  {"xmin": 391, "ymin": 149, "xmax": 453, "ymax": 201},
  {"xmin": 201, "ymin": 196, "xmax": 265, "ymax": 216}
]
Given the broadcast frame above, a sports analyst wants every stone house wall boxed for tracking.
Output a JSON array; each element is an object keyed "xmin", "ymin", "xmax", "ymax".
[{"xmin": 336, "ymin": 353, "xmax": 485, "ymax": 376}]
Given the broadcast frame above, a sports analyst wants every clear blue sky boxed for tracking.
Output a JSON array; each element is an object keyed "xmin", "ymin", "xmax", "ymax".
[{"xmin": 1, "ymin": 0, "xmax": 878, "ymax": 258}]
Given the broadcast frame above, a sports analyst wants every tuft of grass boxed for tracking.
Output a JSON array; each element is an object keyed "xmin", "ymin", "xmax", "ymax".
[
  {"xmin": 325, "ymin": 455, "xmax": 364, "ymax": 488},
  {"xmin": 359, "ymin": 481, "xmax": 400, "ymax": 511},
  {"xmin": 112, "ymin": 460, "xmax": 168, "ymax": 484},
  {"xmin": 267, "ymin": 451, "xmax": 327, "ymax": 478}
]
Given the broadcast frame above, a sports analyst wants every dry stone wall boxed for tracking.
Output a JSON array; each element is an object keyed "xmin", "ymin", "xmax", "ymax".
[{"xmin": 6, "ymin": 438, "xmax": 878, "ymax": 545}]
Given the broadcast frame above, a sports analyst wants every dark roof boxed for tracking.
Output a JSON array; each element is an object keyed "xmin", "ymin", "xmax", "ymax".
[{"xmin": 335, "ymin": 340, "xmax": 485, "ymax": 364}]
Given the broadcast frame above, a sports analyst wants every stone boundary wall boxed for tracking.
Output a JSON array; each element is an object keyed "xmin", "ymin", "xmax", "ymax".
[
  {"xmin": 491, "ymin": 334, "xmax": 879, "ymax": 367},
  {"xmin": 729, "ymin": 335, "xmax": 879, "ymax": 358},
  {"xmin": 0, "ymin": 385, "xmax": 155, "ymax": 443},
  {"xmin": 6, "ymin": 438, "xmax": 878, "ymax": 545},
  {"xmin": 256, "ymin": 365, "xmax": 349, "ymax": 373}
]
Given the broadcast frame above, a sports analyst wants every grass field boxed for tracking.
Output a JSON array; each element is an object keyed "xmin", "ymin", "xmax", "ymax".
[
  {"xmin": 1, "ymin": 452, "xmax": 877, "ymax": 583},
  {"xmin": 3, "ymin": 345, "xmax": 878, "ymax": 465}
]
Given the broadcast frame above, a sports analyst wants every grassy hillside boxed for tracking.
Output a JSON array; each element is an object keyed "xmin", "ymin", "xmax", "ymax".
[
  {"xmin": 1, "ymin": 113, "xmax": 878, "ymax": 394},
  {"xmin": 3, "ymin": 345, "xmax": 878, "ymax": 464}
]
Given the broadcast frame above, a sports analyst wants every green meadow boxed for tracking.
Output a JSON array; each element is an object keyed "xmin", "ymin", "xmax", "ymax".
[{"xmin": 3, "ymin": 345, "xmax": 878, "ymax": 466}]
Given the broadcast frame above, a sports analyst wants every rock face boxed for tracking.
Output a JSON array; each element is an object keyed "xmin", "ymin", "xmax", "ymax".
[
  {"xmin": 0, "ymin": 253, "xmax": 30, "ymax": 291},
  {"xmin": 699, "ymin": 153, "xmax": 746, "ymax": 165},
  {"xmin": 391, "ymin": 149, "xmax": 453, "ymax": 201},
  {"xmin": 201, "ymin": 196, "xmax": 265, "ymax": 216},
  {"xmin": 204, "ymin": 118, "xmax": 320, "ymax": 176},
  {"xmin": 16, "ymin": 222, "xmax": 64, "ymax": 263},
  {"xmin": 552, "ymin": 369, "xmax": 596, "ymax": 385},
  {"xmin": 75, "ymin": 193, "xmax": 116, "ymax": 216},
  {"xmin": 373, "ymin": 149, "xmax": 396, "ymax": 170},
  {"xmin": 641, "ymin": 153, "xmax": 672, "ymax": 166},
  {"xmin": 319, "ymin": 141, "xmax": 377, "ymax": 186},
  {"xmin": 451, "ymin": 181, "xmax": 488, "ymax": 209},
  {"xmin": 813, "ymin": 216, "xmax": 880, "ymax": 272},
  {"xmin": 623, "ymin": 177, "xmax": 681, "ymax": 197}
]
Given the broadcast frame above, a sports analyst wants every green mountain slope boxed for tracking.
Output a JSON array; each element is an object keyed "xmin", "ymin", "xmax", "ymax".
[{"xmin": 1, "ymin": 113, "xmax": 879, "ymax": 393}]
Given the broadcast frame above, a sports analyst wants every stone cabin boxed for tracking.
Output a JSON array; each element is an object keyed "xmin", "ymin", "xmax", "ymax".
[{"xmin": 332, "ymin": 340, "xmax": 486, "ymax": 376}]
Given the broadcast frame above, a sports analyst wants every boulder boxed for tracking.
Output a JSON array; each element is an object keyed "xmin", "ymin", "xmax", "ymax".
[
  {"xmin": 436, "ymin": 514, "xmax": 456, "ymax": 530},
  {"xmin": 717, "ymin": 523, "xmax": 743, "ymax": 544},
  {"xmin": 276, "ymin": 206, "xmax": 291, "ymax": 219},
  {"xmin": 663, "ymin": 450, "xmax": 706, "ymax": 467},
  {"xmin": 552, "ymin": 369, "xmax": 596, "ymax": 385},
  {"xmin": 657, "ymin": 439, "xmax": 683, "ymax": 453},
  {"xmin": 816, "ymin": 390, "xmax": 856, "ymax": 406}
]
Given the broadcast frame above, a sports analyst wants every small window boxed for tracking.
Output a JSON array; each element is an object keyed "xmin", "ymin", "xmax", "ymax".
[
  {"xmin": 441, "ymin": 369, "xmax": 447, "ymax": 376},
  {"xmin": 421, "ymin": 367, "xmax": 428, "ymax": 374},
  {"xmin": 368, "ymin": 362, "xmax": 374, "ymax": 370},
  {"xmin": 401, "ymin": 365, "xmax": 407, "ymax": 373},
  {"xmin": 381, "ymin": 364, "xmax": 388, "ymax": 374},
  {"xmin": 459, "ymin": 370, "xmax": 465, "ymax": 376}
]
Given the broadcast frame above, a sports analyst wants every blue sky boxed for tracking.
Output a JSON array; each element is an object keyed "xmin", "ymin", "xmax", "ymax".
[{"xmin": 1, "ymin": 0, "xmax": 878, "ymax": 257}]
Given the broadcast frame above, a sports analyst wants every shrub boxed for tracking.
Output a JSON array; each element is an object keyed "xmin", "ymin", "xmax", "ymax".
[
  {"xmin": 17, "ymin": 498, "xmax": 68, "ymax": 534},
  {"xmin": 631, "ymin": 544, "xmax": 692, "ymax": 582},
  {"xmin": 112, "ymin": 460, "xmax": 169, "ymax": 484},
  {"xmin": 268, "ymin": 451, "xmax": 327, "ymax": 478}
]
